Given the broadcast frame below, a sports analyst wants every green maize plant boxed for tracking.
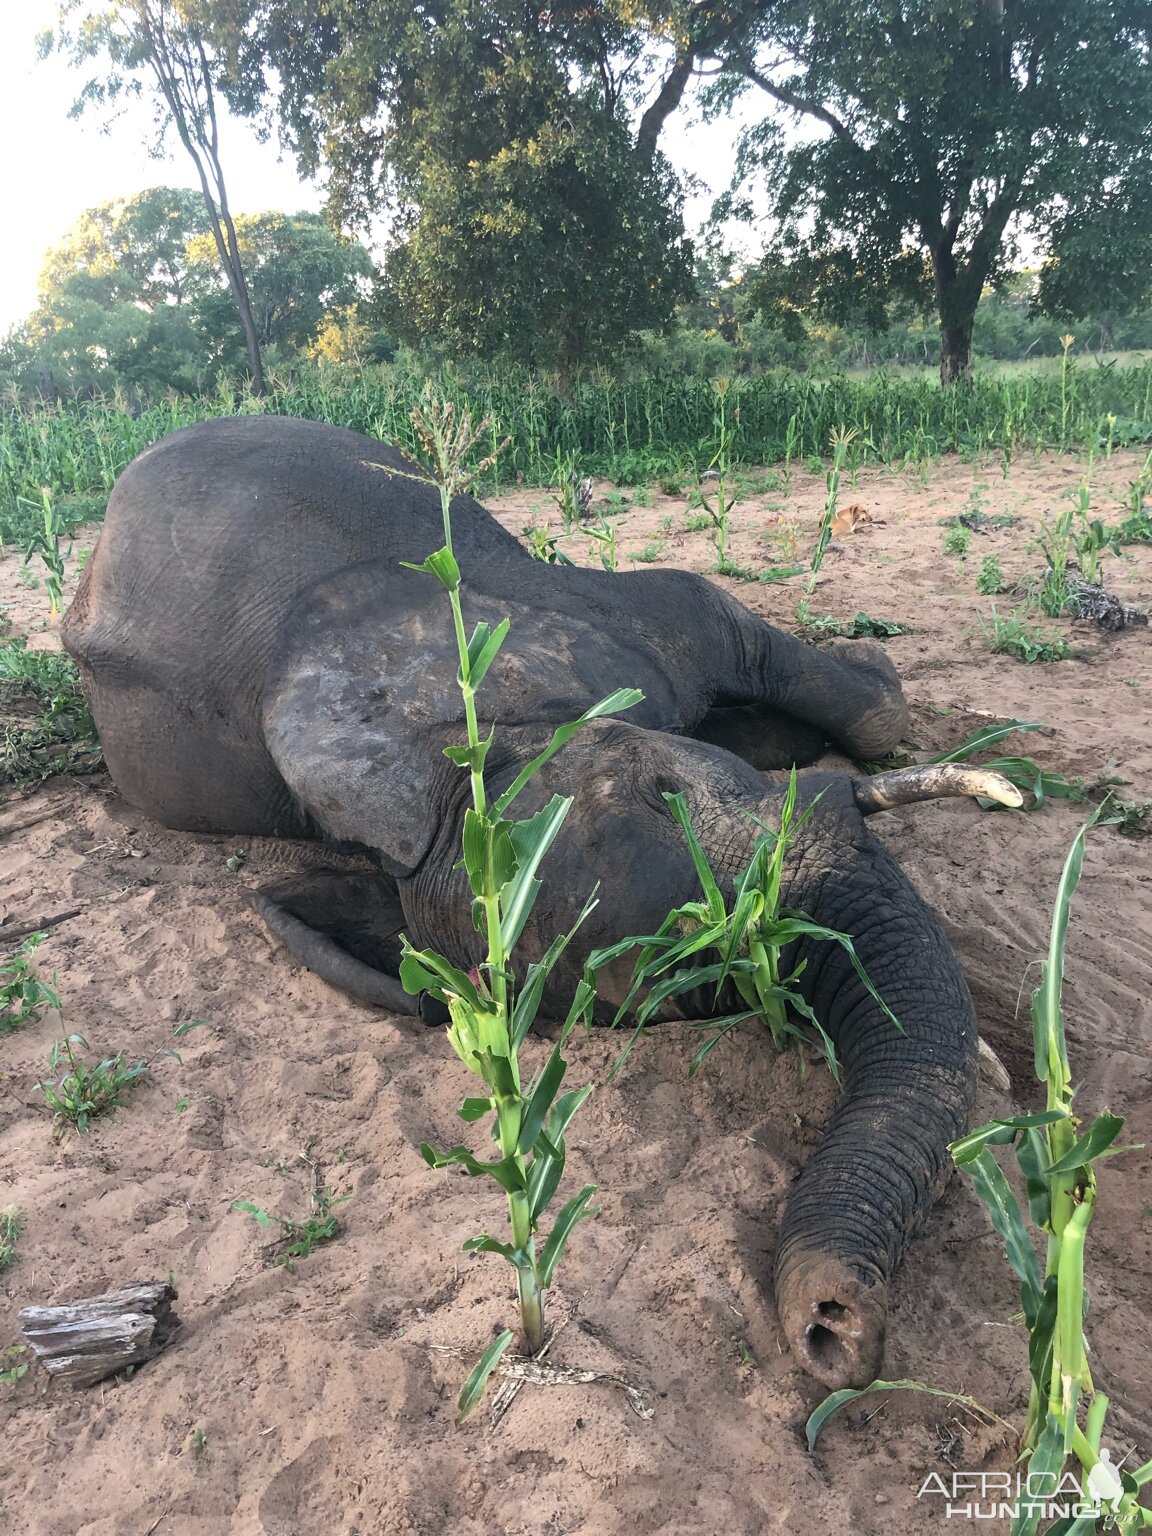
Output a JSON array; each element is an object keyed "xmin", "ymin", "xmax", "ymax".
[
  {"xmin": 950, "ymin": 806, "xmax": 1152, "ymax": 1535},
  {"xmin": 587, "ymin": 769, "xmax": 899, "ymax": 1081},
  {"xmin": 584, "ymin": 517, "xmax": 618, "ymax": 571},
  {"xmin": 805, "ymin": 427, "xmax": 856, "ymax": 597},
  {"xmin": 695, "ymin": 378, "xmax": 738, "ymax": 571},
  {"xmin": 392, "ymin": 393, "xmax": 642, "ymax": 1418},
  {"xmin": 22, "ymin": 489, "xmax": 68, "ymax": 617}
]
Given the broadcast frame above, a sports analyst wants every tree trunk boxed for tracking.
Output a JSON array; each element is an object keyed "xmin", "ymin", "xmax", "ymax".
[{"xmin": 939, "ymin": 323, "xmax": 972, "ymax": 385}]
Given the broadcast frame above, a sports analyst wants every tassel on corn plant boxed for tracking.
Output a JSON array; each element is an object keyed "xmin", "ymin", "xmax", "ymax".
[
  {"xmin": 391, "ymin": 392, "xmax": 642, "ymax": 1419},
  {"xmin": 949, "ymin": 804, "xmax": 1152, "ymax": 1535}
]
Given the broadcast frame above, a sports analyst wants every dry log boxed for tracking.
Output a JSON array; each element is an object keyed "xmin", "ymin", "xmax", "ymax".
[
  {"xmin": 1, "ymin": 907, "xmax": 83, "ymax": 945},
  {"xmin": 19, "ymin": 1281, "xmax": 179, "ymax": 1387}
]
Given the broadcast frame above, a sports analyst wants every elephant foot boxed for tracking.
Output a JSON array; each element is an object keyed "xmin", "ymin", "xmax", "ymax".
[{"xmin": 774, "ymin": 1249, "xmax": 887, "ymax": 1389}]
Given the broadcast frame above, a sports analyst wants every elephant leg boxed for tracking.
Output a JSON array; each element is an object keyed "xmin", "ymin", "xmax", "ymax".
[
  {"xmin": 689, "ymin": 704, "xmax": 831, "ymax": 770},
  {"xmin": 245, "ymin": 869, "xmax": 419, "ymax": 1015}
]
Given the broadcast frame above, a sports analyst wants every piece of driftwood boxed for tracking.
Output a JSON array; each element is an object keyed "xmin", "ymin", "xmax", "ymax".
[
  {"xmin": 19, "ymin": 1281, "xmax": 179, "ymax": 1387},
  {"xmin": 1, "ymin": 907, "xmax": 83, "ymax": 945}
]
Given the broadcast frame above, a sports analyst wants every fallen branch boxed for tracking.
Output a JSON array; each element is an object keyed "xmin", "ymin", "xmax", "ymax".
[
  {"xmin": 19, "ymin": 1281, "xmax": 179, "ymax": 1388},
  {"xmin": 1, "ymin": 908, "xmax": 83, "ymax": 945}
]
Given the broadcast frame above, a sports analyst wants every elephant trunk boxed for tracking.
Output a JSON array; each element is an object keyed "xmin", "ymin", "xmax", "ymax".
[{"xmin": 770, "ymin": 819, "xmax": 978, "ymax": 1388}]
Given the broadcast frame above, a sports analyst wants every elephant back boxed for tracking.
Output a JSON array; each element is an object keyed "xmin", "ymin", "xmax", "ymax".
[{"xmin": 62, "ymin": 414, "xmax": 525, "ymax": 836}]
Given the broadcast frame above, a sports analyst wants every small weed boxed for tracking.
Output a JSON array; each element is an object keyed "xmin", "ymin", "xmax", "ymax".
[
  {"xmin": 984, "ymin": 607, "xmax": 1071, "ymax": 663},
  {"xmin": 943, "ymin": 526, "xmax": 971, "ymax": 557},
  {"xmin": 1107, "ymin": 797, "xmax": 1152, "ymax": 837},
  {"xmin": 591, "ymin": 770, "xmax": 898, "ymax": 1080},
  {"xmin": 0, "ymin": 1345, "xmax": 29, "ymax": 1387},
  {"xmin": 193, "ymin": 1427, "xmax": 209, "ymax": 1459},
  {"xmin": 522, "ymin": 524, "xmax": 574, "ymax": 566},
  {"xmin": 714, "ymin": 558, "xmax": 758, "ymax": 581},
  {"xmin": 225, "ymin": 849, "xmax": 247, "ymax": 872},
  {"xmin": 631, "ymin": 487, "xmax": 653, "ymax": 509},
  {"xmin": 795, "ymin": 601, "xmax": 910, "ymax": 639},
  {"xmin": 37, "ymin": 1020, "xmax": 199, "ymax": 1134},
  {"xmin": 657, "ymin": 514, "xmax": 674, "ymax": 534},
  {"xmin": 682, "ymin": 512, "xmax": 712, "ymax": 533},
  {"xmin": 633, "ymin": 541, "xmax": 666, "ymax": 564},
  {"xmin": 769, "ymin": 513, "xmax": 803, "ymax": 564},
  {"xmin": 17, "ymin": 567, "xmax": 40, "ymax": 591},
  {"xmin": 233, "ymin": 1186, "xmax": 351, "ymax": 1270},
  {"xmin": 937, "ymin": 511, "xmax": 1017, "ymax": 531},
  {"xmin": 975, "ymin": 555, "xmax": 1005, "ymax": 595},
  {"xmin": 601, "ymin": 490, "xmax": 629, "ymax": 514},
  {"xmin": 0, "ymin": 1206, "xmax": 24, "ymax": 1272},
  {"xmin": 0, "ymin": 935, "xmax": 59, "ymax": 1031},
  {"xmin": 659, "ymin": 473, "xmax": 685, "ymax": 495}
]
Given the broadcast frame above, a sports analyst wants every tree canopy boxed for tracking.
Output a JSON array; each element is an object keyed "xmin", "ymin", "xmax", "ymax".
[
  {"xmin": 193, "ymin": 0, "xmax": 1152, "ymax": 383},
  {"xmin": 680, "ymin": 0, "xmax": 1152, "ymax": 380},
  {"xmin": 197, "ymin": 0, "xmax": 695, "ymax": 374},
  {"xmin": 13, "ymin": 189, "xmax": 374, "ymax": 395}
]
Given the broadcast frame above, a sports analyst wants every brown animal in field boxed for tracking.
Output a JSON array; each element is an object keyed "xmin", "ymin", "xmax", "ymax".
[{"xmin": 830, "ymin": 502, "xmax": 872, "ymax": 537}]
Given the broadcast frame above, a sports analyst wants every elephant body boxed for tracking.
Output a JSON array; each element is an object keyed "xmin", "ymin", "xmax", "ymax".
[{"xmin": 63, "ymin": 415, "xmax": 980, "ymax": 1389}]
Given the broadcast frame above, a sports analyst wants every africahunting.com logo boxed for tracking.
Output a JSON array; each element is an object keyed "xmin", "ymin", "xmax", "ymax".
[{"xmin": 917, "ymin": 1451, "xmax": 1125, "ymax": 1521}]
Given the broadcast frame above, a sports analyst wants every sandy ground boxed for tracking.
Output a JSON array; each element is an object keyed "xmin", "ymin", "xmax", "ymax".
[{"xmin": 0, "ymin": 448, "xmax": 1149, "ymax": 1536}]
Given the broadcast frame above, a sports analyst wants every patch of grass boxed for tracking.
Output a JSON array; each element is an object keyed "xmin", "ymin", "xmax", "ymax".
[
  {"xmin": 682, "ymin": 511, "xmax": 712, "ymax": 532},
  {"xmin": 632, "ymin": 540, "xmax": 666, "ymax": 564},
  {"xmin": 0, "ymin": 1206, "xmax": 23, "ymax": 1272},
  {"xmin": 0, "ymin": 640, "xmax": 101, "ymax": 786},
  {"xmin": 975, "ymin": 554, "xmax": 1005, "ymax": 595},
  {"xmin": 37, "ymin": 1019, "xmax": 200, "ymax": 1134},
  {"xmin": 984, "ymin": 606, "xmax": 1071, "ymax": 663},
  {"xmin": 233, "ymin": 1186, "xmax": 351, "ymax": 1270},
  {"xmin": 0, "ymin": 935, "xmax": 58, "ymax": 1031}
]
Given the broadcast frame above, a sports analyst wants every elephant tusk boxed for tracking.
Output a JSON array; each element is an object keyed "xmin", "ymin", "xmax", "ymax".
[
  {"xmin": 977, "ymin": 1035, "xmax": 1011, "ymax": 1093},
  {"xmin": 852, "ymin": 763, "xmax": 1024, "ymax": 814}
]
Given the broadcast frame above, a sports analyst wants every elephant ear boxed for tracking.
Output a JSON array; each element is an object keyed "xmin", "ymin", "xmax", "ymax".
[{"xmin": 261, "ymin": 568, "xmax": 466, "ymax": 877}]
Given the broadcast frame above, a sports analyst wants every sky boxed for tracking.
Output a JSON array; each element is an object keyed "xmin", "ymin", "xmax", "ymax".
[{"xmin": 0, "ymin": 3, "xmax": 760, "ymax": 335}]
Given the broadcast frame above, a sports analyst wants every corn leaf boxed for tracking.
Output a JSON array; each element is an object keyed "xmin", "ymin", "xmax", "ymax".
[
  {"xmin": 538, "ymin": 1184, "xmax": 599, "ymax": 1286},
  {"xmin": 457, "ymin": 1329, "xmax": 514, "ymax": 1423},
  {"xmin": 493, "ymin": 688, "xmax": 644, "ymax": 815},
  {"xmin": 805, "ymin": 1379, "xmax": 992, "ymax": 1452},
  {"xmin": 964, "ymin": 1147, "xmax": 1043, "ymax": 1310}
]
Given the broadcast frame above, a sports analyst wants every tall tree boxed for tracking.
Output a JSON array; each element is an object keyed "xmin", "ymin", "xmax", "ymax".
[
  {"xmin": 45, "ymin": 0, "xmax": 269, "ymax": 393},
  {"xmin": 20, "ymin": 191, "xmax": 374, "ymax": 393},
  {"xmin": 653, "ymin": 0, "xmax": 1152, "ymax": 383},
  {"xmin": 187, "ymin": 210, "xmax": 375, "ymax": 360},
  {"xmin": 27, "ymin": 187, "xmax": 212, "ymax": 393},
  {"xmin": 198, "ymin": 0, "xmax": 695, "ymax": 374}
]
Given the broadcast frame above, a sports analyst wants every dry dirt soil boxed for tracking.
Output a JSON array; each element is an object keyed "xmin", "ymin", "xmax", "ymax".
[{"xmin": 0, "ymin": 448, "xmax": 1149, "ymax": 1536}]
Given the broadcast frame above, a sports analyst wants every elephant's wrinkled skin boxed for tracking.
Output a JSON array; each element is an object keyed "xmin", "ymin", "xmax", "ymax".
[{"xmin": 63, "ymin": 415, "xmax": 980, "ymax": 1390}]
